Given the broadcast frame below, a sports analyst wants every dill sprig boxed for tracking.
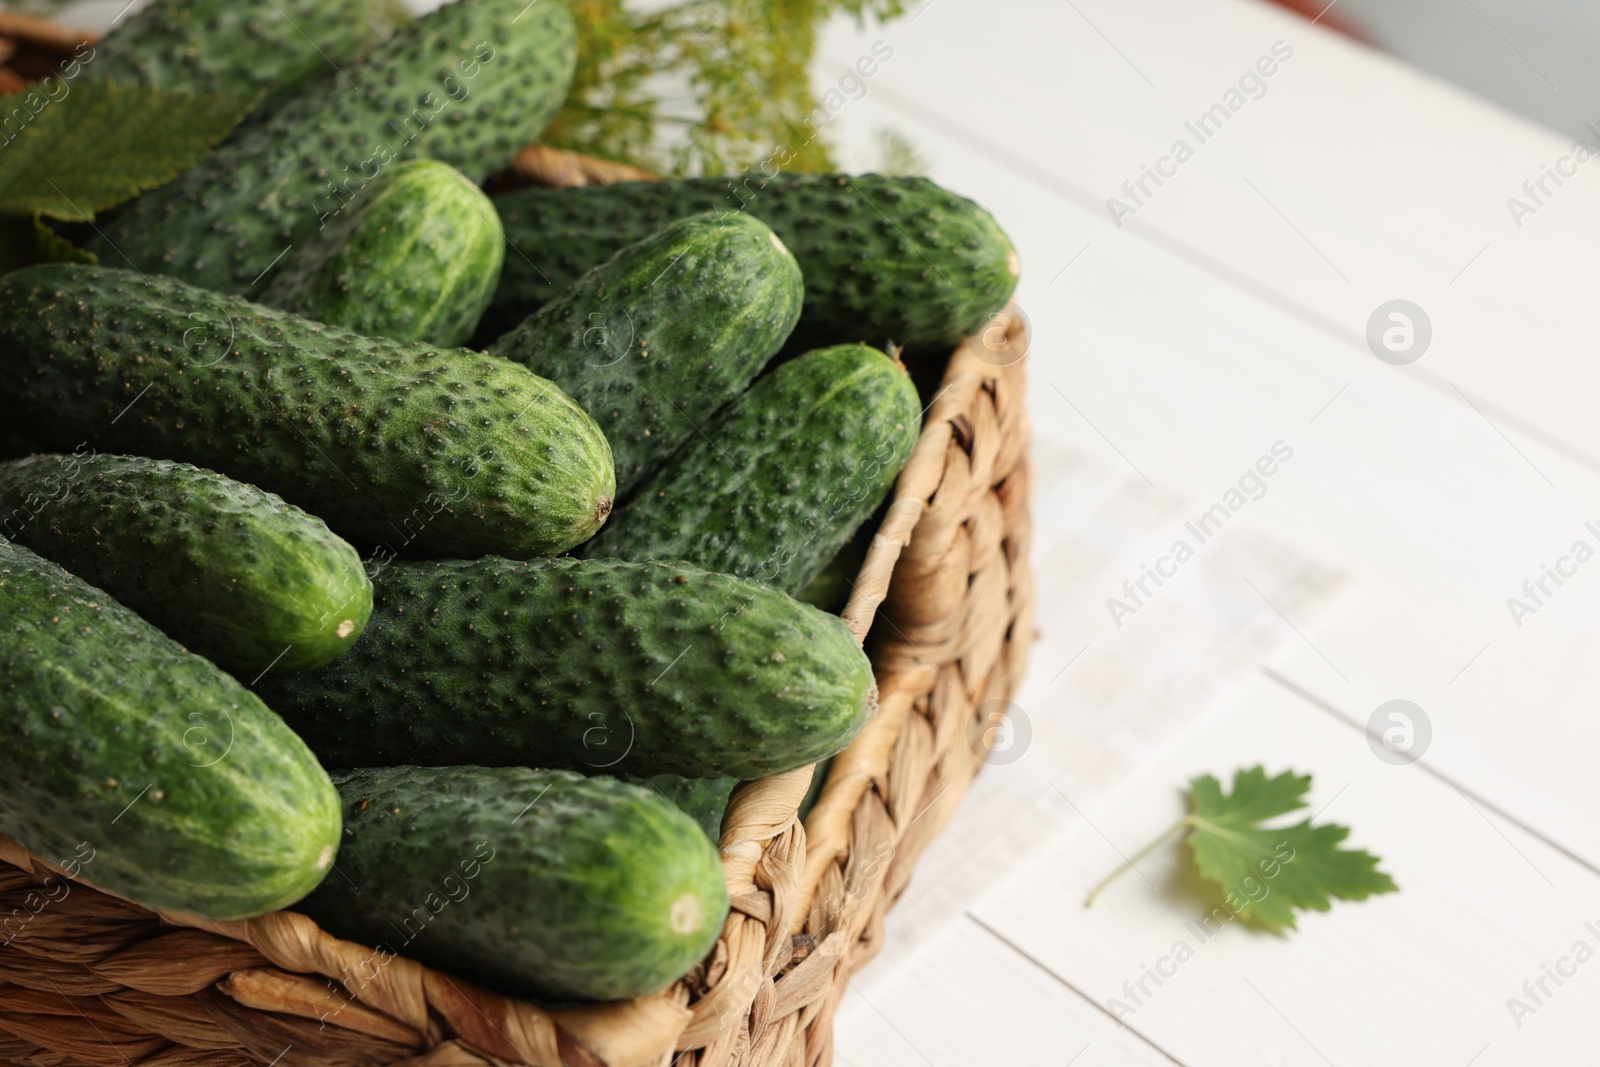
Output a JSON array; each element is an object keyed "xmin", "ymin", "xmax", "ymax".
[{"xmin": 544, "ymin": 0, "xmax": 908, "ymax": 176}]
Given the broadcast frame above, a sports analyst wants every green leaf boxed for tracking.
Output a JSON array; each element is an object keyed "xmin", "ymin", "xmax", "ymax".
[
  {"xmin": 32, "ymin": 215, "xmax": 96, "ymax": 265},
  {"xmin": 0, "ymin": 214, "xmax": 96, "ymax": 273},
  {"xmin": 0, "ymin": 81, "xmax": 251, "ymax": 221},
  {"xmin": 1085, "ymin": 766, "xmax": 1396, "ymax": 933},
  {"xmin": 1185, "ymin": 767, "xmax": 1396, "ymax": 931}
]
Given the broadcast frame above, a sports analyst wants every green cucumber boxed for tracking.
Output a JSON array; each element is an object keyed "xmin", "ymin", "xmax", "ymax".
[
  {"xmin": 261, "ymin": 159, "xmax": 505, "ymax": 348},
  {"xmin": 0, "ymin": 453, "xmax": 370, "ymax": 672},
  {"xmin": 82, "ymin": 0, "xmax": 384, "ymax": 109},
  {"xmin": 487, "ymin": 211, "xmax": 802, "ymax": 495},
  {"xmin": 0, "ymin": 538, "xmax": 341, "ymax": 919},
  {"xmin": 795, "ymin": 532, "xmax": 871, "ymax": 614},
  {"xmin": 298, "ymin": 766, "xmax": 727, "ymax": 1002},
  {"xmin": 0, "ymin": 266, "xmax": 614, "ymax": 560},
  {"xmin": 793, "ymin": 535, "xmax": 878, "ymax": 823},
  {"xmin": 622, "ymin": 774, "xmax": 738, "ymax": 843},
  {"xmin": 90, "ymin": 0, "xmax": 575, "ymax": 296},
  {"xmin": 253, "ymin": 556, "xmax": 876, "ymax": 779},
  {"xmin": 797, "ymin": 758, "xmax": 830, "ymax": 821},
  {"xmin": 581, "ymin": 344, "xmax": 921, "ymax": 595},
  {"xmin": 482, "ymin": 173, "xmax": 1019, "ymax": 351}
]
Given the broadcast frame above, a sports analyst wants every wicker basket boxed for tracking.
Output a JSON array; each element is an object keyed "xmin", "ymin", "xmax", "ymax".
[
  {"xmin": 0, "ymin": 12, "xmax": 92, "ymax": 95},
  {"xmin": 0, "ymin": 26, "xmax": 1034, "ymax": 1065}
]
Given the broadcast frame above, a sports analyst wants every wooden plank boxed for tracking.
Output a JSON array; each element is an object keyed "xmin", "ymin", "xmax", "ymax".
[
  {"xmin": 820, "ymin": 9, "xmax": 1600, "ymax": 873},
  {"xmin": 821, "ymin": 0, "xmax": 1600, "ymax": 466},
  {"xmin": 838, "ymin": 435, "xmax": 1349, "ymax": 977},
  {"xmin": 834, "ymin": 915, "xmax": 1181, "ymax": 1066},
  {"xmin": 821, "ymin": 2, "xmax": 1600, "ymax": 1059},
  {"xmin": 968, "ymin": 676, "xmax": 1600, "ymax": 1065}
]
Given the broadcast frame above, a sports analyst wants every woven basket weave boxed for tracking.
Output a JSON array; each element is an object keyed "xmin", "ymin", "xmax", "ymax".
[
  {"xmin": 0, "ymin": 27, "xmax": 1035, "ymax": 1060},
  {"xmin": 0, "ymin": 12, "xmax": 90, "ymax": 95}
]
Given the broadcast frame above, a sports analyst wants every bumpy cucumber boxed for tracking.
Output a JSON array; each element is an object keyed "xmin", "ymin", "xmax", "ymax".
[
  {"xmin": 298, "ymin": 766, "xmax": 728, "ymax": 1002},
  {"xmin": 622, "ymin": 774, "xmax": 738, "ymax": 842},
  {"xmin": 797, "ymin": 759, "xmax": 831, "ymax": 821},
  {"xmin": 582, "ymin": 345, "xmax": 921, "ymax": 594},
  {"xmin": 253, "ymin": 556, "xmax": 877, "ymax": 779},
  {"xmin": 482, "ymin": 174, "xmax": 1019, "ymax": 351},
  {"xmin": 82, "ymin": 0, "xmax": 383, "ymax": 108},
  {"xmin": 488, "ymin": 211, "xmax": 802, "ymax": 495},
  {"xmin": 262, "ymin": 159, "xmax": 505, "ymax": 348},
  {"xmin": 0, "ymin": 266, "xmax": 614, "ymax": 559},
  {"xmin": 0, "ymin": 453, "xmax": 370, "ymax": 672},
  {"xmin": 0, "ymin": 538, "xmax": 341, "ymax": 919},
  {"xmin": 90, "ymin": 0, "xmax": 575, "ymax": 296}
]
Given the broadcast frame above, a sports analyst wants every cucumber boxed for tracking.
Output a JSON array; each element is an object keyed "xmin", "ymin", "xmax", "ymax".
[
  {"xmin": 487, "ymin": 211, "xmax": 802, "ymax": 495},
  {"xmin": 89, "ymin": 0, "xmax": 576, "ymax": 297},
  {"xmin": 82, "ymin": 0, "xmax": 384, "ymax": 109},
  {"xmin": 795, "ymin": 533, "xmax": 871, "ymax": 614},
  {"xmin": 797, "ymin": 758, "xmax": 830, "ymax": 821},
  {"xmin": 298, "ymin": 766, "xmax": 727, "ymax": 1002},
  {"xmin": 481, "ymin": 174, "xmax": 1019, "ymax": 352},
  {"xmin": 0, "ymin": 538, "xmax": 341, "ymax": 919},
  {"xmin": 0, "ymin": 453, "xmax": 370, "ymax": 673},
  {"xmin": 0, "ymin": 266, "xmax": 615, "ymax": 560},
  {"xmin": 622, "ymin": 774, "xmax": 738, "ymax": 843},
  {"xmin": 581, "ymin": 344, "xmax": 921, "ymax": 595},
  {"xmin": 252, "ymin": 556, "xmax": 876, "ymax": 779},
  {"xmin": 261, "ymin": 159, "xmax": 505, "ymax": 348}
]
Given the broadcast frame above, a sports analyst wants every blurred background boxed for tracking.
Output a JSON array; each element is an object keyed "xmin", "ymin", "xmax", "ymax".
[
  {"xmin": 1272, "ymin": 0, "xmax": 1600, "ymax": 141},
  {"xmin": 23, "ymin": 0, "xmax": 1600, "ymax": 148}
]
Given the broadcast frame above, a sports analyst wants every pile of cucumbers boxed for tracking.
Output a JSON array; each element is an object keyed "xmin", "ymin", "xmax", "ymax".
[{"xmin": 0, "ymin": 0, "xmax": 1017, "ymax": 1005}]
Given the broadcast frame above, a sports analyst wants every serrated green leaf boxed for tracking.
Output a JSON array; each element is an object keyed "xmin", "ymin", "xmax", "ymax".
[
  {"xmin": 1085, "ymin": 766, "xmax": 1397, "ymax": 933},
  {"xmin": 1184, "ymin": 767, "xmax": 1397, "ymax": 931},
  {"xmin": 32, "ymin": 215, "xmax": 96, "ymax": 265},
  {"xmin": 0, "ymin": 81, "xmax": 251, "ymax": 221},
  {"xmin": 0, "ymin": 213, "xmax": 96, "ymax": 273}
]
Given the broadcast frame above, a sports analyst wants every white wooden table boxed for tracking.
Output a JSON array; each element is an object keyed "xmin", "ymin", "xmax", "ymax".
[{"xmin": 813, "ymin": 0, "xmax": 1600, "ymax": 1063}]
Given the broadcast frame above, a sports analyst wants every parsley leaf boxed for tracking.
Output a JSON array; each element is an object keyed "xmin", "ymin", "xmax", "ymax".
[
  {"xmin": 1187, "ymin": 767, "xmax": 1396, "ymax": 930},
  {"xmin": 0, "ymin": 80, "xmax": 250, "ymax": 221},
  {"xmin": 1087, "ymin": 767, "xmax": 1396, "ymax": 932}
]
